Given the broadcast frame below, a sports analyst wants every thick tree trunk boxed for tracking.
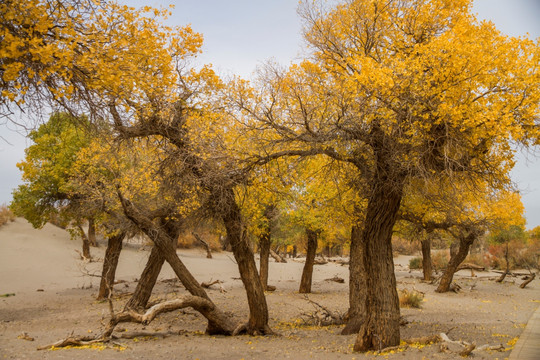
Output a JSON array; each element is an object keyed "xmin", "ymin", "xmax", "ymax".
[
  {"xmin": 299, "ymin": 229, "xmax": 318, "ymax": 293},
  {"xmin": 436, "ymin": 232, "xmax": 477, "ymax": 293},
  {"xmin": 421, "ymin": 239, "xmax": 433, "ymax": 281},
  {"xmin": 126, "ymin": 244, "xmax": 165, "ymax": 309},
  {"xmin": 353, "ymin": 179, "xmax": 403, "ymax": 352},
  {"xmin": 88, "ymin": 218, "xmax": 97, "ymax": 247},
  {"xmin": 97, "ymin": 232, "xmax": 125, "ymax": 300},
  {"xmin": 259, "ymin": 230, "xmax": 271, "ymax": 291},
  {"xmin": 220, "ymin": 187, "xmax": 272, "ymax": 335},
  {"xmin": 125, "ymin": 225, "xmax": 179, "ymax": 310},
  {"xmin": 118, "ymin": 195, "xmax": 235, "ymax": 335},
  {"xmin": 342, "ymin": 224, "xmax": 366, "ymax": 335}
]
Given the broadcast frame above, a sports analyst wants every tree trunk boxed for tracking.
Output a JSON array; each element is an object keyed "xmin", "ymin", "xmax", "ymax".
[
  {"xmin": 292, "ymin": 245, "xmax": 297, "ymax": 258},
  {"xmin": 220, "ymin": 187, "xmax": 272, "ymax": 335},
  {"xmin": 342, "ymin": 224, "xmax": 366, "ymax": 335},
  {"xmin": 259, "ymin": 229, "xmax": 271, "ymax": 291},
  {"xmin": 436, "ymin": 232, "xmax": 477, "ymax": 293},
  {"xmin": 353, "ymin": 178, "xmax": 403, "ymax": 352},
  {"xmin": 125, "ymin": 225, "xmax": 179, "ymax": 310},
  {"xmin": 77, "ymin": 224, "xmax": 91, "ymax": 260},
  {"xmin": 193, "ymin": 232, "xmax": 213, "ymax": 259},
  {"xmin": 97, "ymin": 232, "xmax": 125, "ymax": 300},
  {"xmin": 88, "ymin": 217, "xmax": 98, "ymax": 247},
  {"xmin": 299, "ymin": 229, "xmax": 318, "ymax": 293},
  {"xmin": 421, "ymin": 239, "xmax": 433, "ymax": 281},
  {"xmin": 496, "ymin": 243, "xmax": 510, "ymax": 283},
  {"xmin": 118, "ymin": 195, "xmax": 235, "ymax": 335}
]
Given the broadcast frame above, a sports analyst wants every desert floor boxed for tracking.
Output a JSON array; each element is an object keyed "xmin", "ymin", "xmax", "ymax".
[{"xmin": 1, "ymin": 218, "xmax": 539, "ymax": 359}]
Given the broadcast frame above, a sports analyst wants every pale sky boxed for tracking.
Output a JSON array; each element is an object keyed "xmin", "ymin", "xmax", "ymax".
[{"xmin": 1, "ymin": 0, "xmax": 539, "ymax": 228}]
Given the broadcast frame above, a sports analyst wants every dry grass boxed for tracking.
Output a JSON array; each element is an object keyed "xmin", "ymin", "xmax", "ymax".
[
  {"xmin": 409, "ymin": 256, "xmax": 422, "ymax": 269},
  {"xmin": 0, "ymin": 205, "xmax": 15, "ymax": 228},
  {"xmin": 399, "ymin": 289, "xmax": 424, "ymax": 308}
]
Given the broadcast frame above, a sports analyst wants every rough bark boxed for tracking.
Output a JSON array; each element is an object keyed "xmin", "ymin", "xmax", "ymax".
[
  {"xmin": 299, "ymin": 229, "xmax": 318, "ymax": 293},
  {"xmin": 342, "ymin": 224, "xmax": 366, "ymax": 335},
  {"xmin": 436, "ymin": 232, "xmax": 478, "ymax": 293},
  {"xmin": 125, "ymin": 244, "xmax": 165, "ymax": 310},
  {"xmin": 219, "ymin": 187, "xmax": 272, "ymax": 335},
  {"xmin": 421, "ymin": 239, "xmax": 433, "ymax": 281},
  {"xmin": 259, "ymin": 229, "xmax": 271, "ymax": 291},
  {"xmin": 125, "ymin": 223, "xmax": 180, "ymax": 311},
  {"xmin": 353, "ymin": 178, "xmax": 403, "ymax": 352},
  {"xmin": 97, "ymin": 232, "xmax": 125, "ymax": 300},
  {"xmin": 88, "ymin": 217, "xmax": 97, "ymax": 247},
  {"xmin": 118, "ymin": 194, "xmax": 235, "ymax": 335}
]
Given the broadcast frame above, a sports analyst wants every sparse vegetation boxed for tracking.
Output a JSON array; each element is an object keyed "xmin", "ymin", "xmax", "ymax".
[
  {"xmin": 0, "ymin": 205, "xmax": 15, "ymax": 227},
  {"xmin": 399, "ymin": 289, "xmax": 424, "ymax": 308},
  {"xmin": 409, "ymin": 257, "xmax": 422, "ymax": 270}
]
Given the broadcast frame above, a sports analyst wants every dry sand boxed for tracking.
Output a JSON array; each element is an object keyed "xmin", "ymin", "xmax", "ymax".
[{"xmin": 1, "ymin": 218, "xmax": 539, "ymax": 359}]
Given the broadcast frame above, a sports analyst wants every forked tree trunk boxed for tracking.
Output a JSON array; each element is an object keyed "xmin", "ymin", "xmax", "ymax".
[
  {"xmin": 342, "ymin": 224, "xmax": 366, "ymax": 335},
  {"xmin": 125, "ymin": 226, "xmax": 179, "ymax": 310},
  {"xmin": 88, "ymin": 218, "xmax": 98, "ymax": 247},
  {"xmin": 118, "ymin": 195, "xmax": 235, "ymax": 335},
  {"xmin": 353, "ymin": 178, "xmax": 404, "ymax": 352},
  {"xmin": 299, "ymin": 229, "xmax": 318, "ymax": 294},
  {"xmin": 220, "ymin": 187, "xmax": 272, "ymax": 335},
  {"xmin": 259, "ymin": 229, "xmax": 271, "ymax": 291},
  {"xmin": 97, "ymin": 232, "xmax": 125, "ymax": 300},
  {"xmin": 436, "ymin": 232, "xmax": 477, "ymax": 293},
  {"xmin": 421, "ymin": 238, "xmax": 433, "ymax": 281}
]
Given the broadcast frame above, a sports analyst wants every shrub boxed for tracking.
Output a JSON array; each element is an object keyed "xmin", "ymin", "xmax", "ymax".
[
  {"xmin": 464, "ymin": 252, "xmax": 491, "ymax": 269},
  {"xmin": 431, "ymin": 251, "xmax": 449, "ymax": 271},
  {"xmin": 392, "ymin": 237, "xmax": 420, "ymax": 255},
  {"xmin": 399, "ymin": 289, "xmax": 423, "ymax": 308},
  {"xmin": 409, "ymin": 257, "xmax": 422, "ymax": 270},
  {"xmin": 0, "ymin": 205, "xmax": 15, "ymax": 227}
]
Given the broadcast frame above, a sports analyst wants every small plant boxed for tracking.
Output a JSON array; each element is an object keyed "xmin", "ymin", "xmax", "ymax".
[
  {"xmin": 409, "ymin": 257, "xmax": 422, "ymax": 269},
  {"xmin": 431, "ymin": 251, "xmax": 450, "ymax": 271},
  {"xmin": 0, "ymin": 205, "xmax": 16, "ymax": 227},
  {"xmin": 399, "ymin": 289, "xmax": 423, "ymax": 308}
]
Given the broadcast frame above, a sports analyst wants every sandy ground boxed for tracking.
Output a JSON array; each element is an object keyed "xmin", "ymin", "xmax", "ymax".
[{"xmin": 1, "ymin": 218, "xmax": 539, "ymax": 359}]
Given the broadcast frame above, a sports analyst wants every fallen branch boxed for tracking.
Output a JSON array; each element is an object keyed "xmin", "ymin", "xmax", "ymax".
[
  {"xmin": 324, "ymin": 276, "xmax": 345, "ymax": 283},
  {"xmin": 301, "ymin": 295, "xmax": 344, "ymax": 326},
  {"xmin": 457, "ymin": 263, "xmax": 485, "ymax": 271}
]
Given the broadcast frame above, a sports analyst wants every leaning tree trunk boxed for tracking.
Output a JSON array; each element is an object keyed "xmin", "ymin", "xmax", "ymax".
[
  {"xmin": 77, "ymin": 224, "xmax": 92, "ymax": 260},
  {"xmin": 342, "ymin": 224, "xmax": 366, "ymax": 335},
  {"xmin": 97, "ymin": 232, "xmax": 125, "ymax": 300},
  {"xmin": 220, "ymin": 187, "xmax": 272, "ymax": 335},
  {"xmin": 299, "ymin": 228, "xmax": 319, "ymax": 294},
  {"xmin": 259, "ymin": 229, "xmax": 271, "ymax": 291},
  {"xmin": 118, "ymin": 194, "xmax": 236, "ymax": 335},
  {"xmin": 436, "ymin": 232, "xmax": 478, "ymax": 293},
  {"xmin": 125, "ymin": 224, "xmax": 180, "ymax": 310},
  {"xmin": 496, "ymin": 242, "xmax": 510, "ymax": 283},
  {"xmin": 353, "ymin": 177, "xmax": 404, "ymax": 352},
  {"xmin": 421, "ymin": 238, "xmax": 433, "ymax": 281},
  {"xmin": 88, "ymin": 217, "xmax": 98, "ymax": 247}
]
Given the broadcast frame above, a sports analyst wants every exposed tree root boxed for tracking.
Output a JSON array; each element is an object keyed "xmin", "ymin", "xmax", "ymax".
[{"xmin": 520, "ymin": 273, "xmax": 536, "ymax": 288}]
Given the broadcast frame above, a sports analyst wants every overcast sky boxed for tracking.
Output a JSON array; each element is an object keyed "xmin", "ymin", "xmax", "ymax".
[{"xmin": 1, "ymin": 0, "xmax": 539, "ymax": 228}]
